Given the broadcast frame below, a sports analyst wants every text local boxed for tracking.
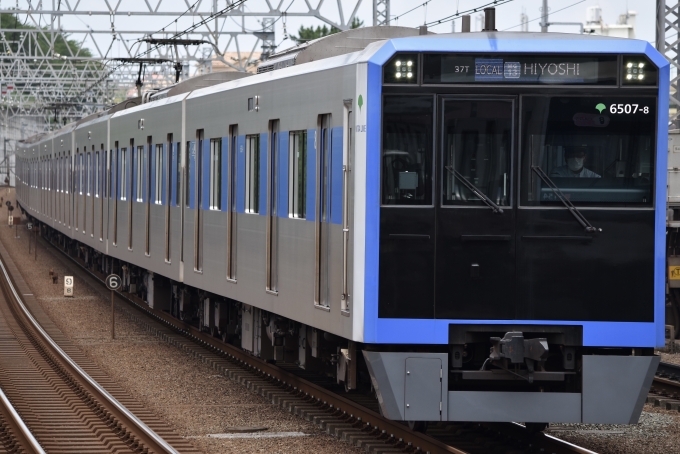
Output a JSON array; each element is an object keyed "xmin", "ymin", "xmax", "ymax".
[{"xmin": 475, "ymin": 62, "xmax": 581, "ymax": 77}]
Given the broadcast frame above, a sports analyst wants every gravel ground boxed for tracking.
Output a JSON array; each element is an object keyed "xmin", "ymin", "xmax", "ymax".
[
  {"xmin": 543, "ymin": 351, "xmax": 680, "ymax": 452},
  {"xmin": 547, "ymin": 407, "xmax": 680, "ymax": 454},
  {"xmin": 2, "ymin": 190, "xmax": 361, "ymax": 454},
  {"xmin": 660, "ymin": 348, "xmax": 680, "ymax": 366}
]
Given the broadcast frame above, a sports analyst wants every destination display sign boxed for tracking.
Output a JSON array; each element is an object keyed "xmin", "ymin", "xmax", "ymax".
[{"xmin": 422, "ymin": 54, "xmax": 618, "ymax": 85}]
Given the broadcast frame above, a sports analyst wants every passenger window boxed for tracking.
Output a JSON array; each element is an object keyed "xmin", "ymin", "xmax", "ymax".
[
  {"xmin": 100, "ymin": 145, "xmax": 105, "ymax": 197},
  {"xmin": 442, "ymin": 99, "xmax": 512, "ymax": 207},
  {"xmin": 155, "ymin": 144, "xmax": 163, "ymax": 204},
  {"xmin": 175, "ymin": 142, "xmax": 181, "ymax": 206},
  {"xmin": 185, "ymin": 141, "xmax": 191, "ymax": 207},
  {"xmin": 245, "ymin": 134, "xmax": 260, "ymax": 214},
  {"xmin": 136, "ymin": 145, "xmax": 144, "ymax": 202},
  {"xmin": 67, "ymin": 153, "xmax": 71, "ymax": 194},
  {"xmin": 79, "ymin": 153, "xmax": 84, "ymax": 195},
  {"xmin": 95, "ymin": 151, "xmax": 99, "ymax": 197},
  {"xmin": 289, "ymin": 130, "xmax": 307, "ymax": 218},
  {"xmin": 521, "ymin": 96, "xmax": 655, "ymax": 207},
  {"xmin": 121, "ymin": 148, "xmax": 128, "ymax": 200},
  {"xmin": 210, "ymin": 139, "xmax": 221, "ymax": 210},
  {"xmin": 381, "ymin": 95, "xmax": 433, "ymax": 205}
]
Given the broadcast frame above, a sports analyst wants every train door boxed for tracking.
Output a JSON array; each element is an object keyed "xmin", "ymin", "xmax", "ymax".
[
  {"xmin": 85, "ymin": 151, "xmax": 90, "ymax": 234},
  {"xmin": 165, "ymin": 136, "xmax": 172, "ymax": 262},
  {"xmin": 77, "ymin": 151, "xmax": 82, "ymax": 231},
  {"xmin": 100, "ymin": 146, "xmax": 104, "ymax": 241},
  {"xmin": 266, "ymin": 120, "xmax": 279, "ymax": 293},
  {"xmin": 315, "ymin": 114, "xmax": 331, "ymax": 308},
  {"xmin": 51, "ymin": 156, "xmax": 55, "ymax": 220},
  {"xmin": 195, "ymin": 131, "xmax": 204, "ymax": 272},
  {"xmin": 434, "ymin": 97, "xmax": 516, "ymax": 320},
  {"xmin": 131, "ymin": 143, "xmax": 141, "ymax": 250},
  {"xmin": 67, "ymin": 152, "xmax": 71, "ymax": 229},
  {"xmin": 91, "ymin": 146, "xmax": 95, "ymax": 236},
  {"xmin": 379, "ymin": 95, "xmax": 435, "ymax": 319},
  {"xmin": 227, "ymin": 125, "xmax": 237, "ymax": 281},
  {"xmin": 145, "ymin": 137, "xmax": 152, "ymax": 255}
]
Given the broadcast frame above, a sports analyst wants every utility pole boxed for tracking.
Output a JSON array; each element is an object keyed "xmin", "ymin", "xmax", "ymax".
[
  {"xmin": 657, "ymin": 0, "xmax": 680, "ymax": 127},
  {"xmin": 373, "ymin": 0, "xmax": 390, "ymax": 26},
  {"xmin": 540, "ymin": 0, "xmax": 549, "ymax": 32},
  {"xmin": 3, "ymin": 139, "xmax": 8, "ymax": 186}
]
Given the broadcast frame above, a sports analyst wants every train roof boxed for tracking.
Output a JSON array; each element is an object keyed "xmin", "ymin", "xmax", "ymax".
[
  {"xmin": 257, "ymin": 26, "xmax": 428, "ymax": 74},
  {"xmin": 18, "ymin": 28, "xmax": 667, "ymax": 151}
]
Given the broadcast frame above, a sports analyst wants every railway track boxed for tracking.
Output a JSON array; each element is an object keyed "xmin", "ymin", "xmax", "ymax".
[
  {"xmin": 0, "ymin": 384, "xmax": 44, "ymax": 453},
  {"xmin": 650, "ymin": 361, "xmax": 680, "ymax": 404},
  {"xmin": 30, "ymin": 224, "xmax": 597, "ymax": 454},
  {"xmin": 0, "ymin": 237, "xmax": 197, "ymax": 453}
]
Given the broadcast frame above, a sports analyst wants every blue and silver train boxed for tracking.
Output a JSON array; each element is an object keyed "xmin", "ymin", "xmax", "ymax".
[{"xmin": 16, "ymin": 22, "xmax": 666, "ymax": 426}]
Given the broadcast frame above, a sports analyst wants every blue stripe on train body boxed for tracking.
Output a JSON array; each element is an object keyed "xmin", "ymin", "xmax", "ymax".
[
  {"xmin": 188, "ymin": 141, "xmax": 196, "ymax": 210},
  {"xmin": 330, "ymin": 126, "xmax": 343, "ymax": 225},
  {"xmin": 236, "ymin": 135, "xmax": 246, "ymax": 213},
  {"xmin": 277, "ymin": 131, "xmax": 289, "ymax": 218},
  {"xmin": 221, "ymin": 137, "xmax": 229, "ymax": 211},
  {"xmin": 202, "ymin": 138, "xmax": 210, "ymax": 210},
  {"xmin": 259, "ymin": 133, "xmax": 268, "ymax": 216},
  {"xmin": 305, "ymin": 129, "xmax": 316, "ymax": 222},
  {"xmin": 117, "ymin": 148, "xmax": 122, "ymax": 200},
  {"xmin": 161, "ymin": 143, "xmax": 167, "ymax": 206},
  {"xmin": 170, "ymin": 143, "xmax": 176, "ymax": 207},
  {"xmin": 149, "ymin": 144, "xmax": 155, "ymax": 204},
  {"xmin": 130, "ymin": 147, "xmax": 135, "ymax": 202}
]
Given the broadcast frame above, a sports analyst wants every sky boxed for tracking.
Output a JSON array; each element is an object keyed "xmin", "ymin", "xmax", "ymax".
[
  {"xmin": 281, "ymin": 0, "xmax": 658, "ymax": 52},
  {"xmin": 354, "ymin": 1, "xmax": 655, "ymax": 42},
  {"xmin": 5, "ymin": 0, "xmax": 656, "ymax": 60}
]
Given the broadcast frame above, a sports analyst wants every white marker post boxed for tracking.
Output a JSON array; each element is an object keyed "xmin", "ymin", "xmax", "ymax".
[
  {"xmin": 64, "ymin": 276, "xmax": 74, "ymax": 297},
  {"xmin": 105, "ymin": 274, "xmax": 121, "ymax": 339}
]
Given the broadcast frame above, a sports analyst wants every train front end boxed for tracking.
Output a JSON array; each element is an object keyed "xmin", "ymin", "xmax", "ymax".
[{"xmin": 357, "ymin": 33, "xmax": 667, "ymax": 424}]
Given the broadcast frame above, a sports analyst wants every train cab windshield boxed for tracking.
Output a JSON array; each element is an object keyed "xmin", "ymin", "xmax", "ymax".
[{"xmin": 520, "ymin": 96, "xmax": 656, "ymax": 207}]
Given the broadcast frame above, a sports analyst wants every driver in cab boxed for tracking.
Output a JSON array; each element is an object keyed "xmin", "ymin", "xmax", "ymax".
[{"xmin": 550, "ymin": 147, "xmax": 601, "ymax": 178}]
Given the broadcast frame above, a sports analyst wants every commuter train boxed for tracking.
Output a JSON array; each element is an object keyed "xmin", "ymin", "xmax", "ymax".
[{"xmin": 16, "ymin": 24, "xmax": 666, "ymax": 427}]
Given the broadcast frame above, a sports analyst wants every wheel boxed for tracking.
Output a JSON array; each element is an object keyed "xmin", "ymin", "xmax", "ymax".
[{"xmin": 407, "ymin": 420, "xmax": 428, "ymax": 433}]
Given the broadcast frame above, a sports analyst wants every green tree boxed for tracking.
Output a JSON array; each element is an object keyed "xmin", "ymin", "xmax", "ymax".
[
  {"xmin": 0, "ymin": 13, "xmax": 101, "ymax": 108},
  {"xmin": 290, "ymin": 17, "xmax": 364, "ymax": 44},
  {"xmin": 0, "ymin": 13, "xmax": 94, "ymax": 59}
]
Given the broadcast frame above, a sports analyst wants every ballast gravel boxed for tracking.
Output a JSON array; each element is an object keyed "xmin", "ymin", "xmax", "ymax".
[
  {"xmin": 547, "ymin": 409, "xmax": 680, "ymax": 454},
  {"xmin": 0, "ymin": 190, "xmax": 361, "ymax": 454}
]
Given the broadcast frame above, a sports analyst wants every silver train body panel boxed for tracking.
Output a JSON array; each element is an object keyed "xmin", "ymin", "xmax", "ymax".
[{"xmin": 16, "ymin": 50, "xmax": 368, "ymax": 342}]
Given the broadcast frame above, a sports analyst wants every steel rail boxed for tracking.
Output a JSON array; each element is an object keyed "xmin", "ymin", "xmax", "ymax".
[
  {"xmin": 0, "ymin": 251, "xmax": 180, "ymax": 454},
  {"xmin": 0, "ymin": 385, "xmax": 45, "ymax": 454},
  {"xmin": 506, "ymin": 423, "xmax": 598, "ymax": 454},
  {"xmin": 652, "ymin": 362, "xmax": 680, "ymax": 394}
]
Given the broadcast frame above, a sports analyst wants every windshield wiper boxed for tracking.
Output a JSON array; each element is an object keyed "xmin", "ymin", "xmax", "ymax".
[
  {"xmin": 445, "ymin": 166, "xmax": 503, "ymax": 214},
  {"xmin": 531, "ymin": 166, "xmax": 600, "ymax": 233}
]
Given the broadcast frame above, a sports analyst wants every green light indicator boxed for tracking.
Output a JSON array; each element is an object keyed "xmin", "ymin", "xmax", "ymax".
[{"xmin": 595, "ymin": 103, "xmax": 606, "ymax": 113}]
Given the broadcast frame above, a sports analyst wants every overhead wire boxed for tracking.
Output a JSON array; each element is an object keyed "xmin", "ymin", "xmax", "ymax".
[
  {"xmin": 386, "ymin": 0, "xmax": 435, "ymax": 26},
  {"xmin": 425, "ymin": 0, "xmax": 515, "ymax": 27},
  {"xmin": 502, "ymin": 0, "xmax": 586, "ymax": 31},
  {"xmin": 60, "ymin": 0, "xmax": 250, "ymax": 107}
]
